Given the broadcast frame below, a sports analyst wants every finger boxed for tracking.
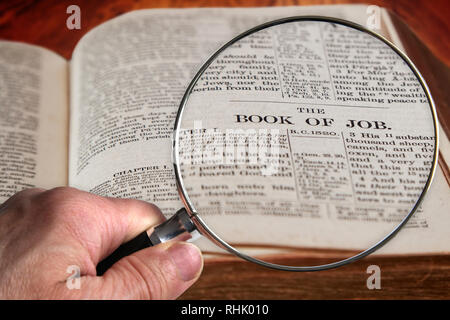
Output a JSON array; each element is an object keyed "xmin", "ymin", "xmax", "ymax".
[
  {"xmin": 0, "ymin": 187, "xmax": 45, "ymax": 214},
  {"xmin": 99, "ymin": 197, "xmax": 166, "ymax": 259},
  {"xmin": 32, "ymin": 187, "xmax": 166, "ymax": 270},
  {"xmin": 69, "ymin": 241, "xmax": 203, "ymax": 300}
]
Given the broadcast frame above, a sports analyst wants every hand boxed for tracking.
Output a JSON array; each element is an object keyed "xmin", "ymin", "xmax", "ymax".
[{"xmin": 0, "ymin": 187, "xmax": 203, "ymax": 299}]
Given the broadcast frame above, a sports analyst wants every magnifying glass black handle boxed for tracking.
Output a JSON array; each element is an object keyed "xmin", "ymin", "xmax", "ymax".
[
  {"xmin": 96, "ymin": 208, "xmax": 196, "ymax": 276},
  {"xmin": 96, "ymin": 231, "xmax": 153, "ymax": 275}
]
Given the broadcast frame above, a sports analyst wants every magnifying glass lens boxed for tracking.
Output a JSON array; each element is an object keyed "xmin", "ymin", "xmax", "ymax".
[{"xmin": 175, "ymin": 18, "xmax": 437, "ymax": 269}]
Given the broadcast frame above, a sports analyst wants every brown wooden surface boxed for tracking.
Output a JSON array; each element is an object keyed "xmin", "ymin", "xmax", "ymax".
[
  {"xmin": 0, "ymin": 0, "xmax": 449, "ymax": 66},
  {"xmin": 181, "ymin": 254, "xmax": 450, "ymax": 299},
  {"xmin": 0, "ymin": 0, "xmax": 449, "ymax": 299}
]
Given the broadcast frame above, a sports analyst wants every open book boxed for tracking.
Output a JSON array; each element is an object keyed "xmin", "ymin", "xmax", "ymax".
[{"xmin": 0, "ymin": 5, "xmax": 449, "ymax": 260}]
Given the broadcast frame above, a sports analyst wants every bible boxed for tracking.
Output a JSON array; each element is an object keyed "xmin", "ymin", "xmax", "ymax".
[{"xmin": 0, "ymin": 5, "xmax": 449, "ymax": 263}]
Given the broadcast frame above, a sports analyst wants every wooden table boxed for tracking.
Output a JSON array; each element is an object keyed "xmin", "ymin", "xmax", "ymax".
[
  {"xmin": 1, "ymin": 0, "xmax": 449, "ymax": 299},
  {"xmin": 1, "ymin": 0, "xmax": 449, "ymax": 65}
]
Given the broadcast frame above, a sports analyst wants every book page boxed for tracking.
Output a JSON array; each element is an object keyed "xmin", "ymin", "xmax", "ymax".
[
  {"xmin": 69, "ymin": 5, "xmax": 372, "ymax": 210},
  {"xmin": 0, "ymin": 41, "xmax": 68, "ymax": 203},
  {"xmin": 68, "ymin": 6, "xmax": 449, "ymax": 255},
  {"xmin": 177, "ymin": 18, "xmax": 444, "ymax": 255}
]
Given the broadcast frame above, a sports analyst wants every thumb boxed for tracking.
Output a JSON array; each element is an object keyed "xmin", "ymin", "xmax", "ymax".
[{"xmin": 80, "ymin": 241, "xmax": 203, "ymax": 299}]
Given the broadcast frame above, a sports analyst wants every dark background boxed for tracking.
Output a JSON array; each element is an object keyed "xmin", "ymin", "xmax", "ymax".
[{"xmin": 0, "ymin": 0, "xmax": 448, "ymax": 65}]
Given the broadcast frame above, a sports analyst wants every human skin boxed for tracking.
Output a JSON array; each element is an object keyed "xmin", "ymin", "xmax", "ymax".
[{"xmin": 0, "ymin": 187, "xmax": 203, "ymax": 299}]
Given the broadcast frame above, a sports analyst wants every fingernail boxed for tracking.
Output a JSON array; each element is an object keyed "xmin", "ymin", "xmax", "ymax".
[{"xmin": 167, "ymin": 242, "xmax": 203, "ymax": 281}]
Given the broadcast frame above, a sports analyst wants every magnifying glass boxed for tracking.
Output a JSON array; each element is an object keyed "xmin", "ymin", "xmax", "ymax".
[{"xmin": 97, "ymin": 16, "xmax": 438, "ymax": 275}]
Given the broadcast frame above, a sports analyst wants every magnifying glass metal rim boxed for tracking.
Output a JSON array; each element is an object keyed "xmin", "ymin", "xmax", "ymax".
[{"xmin": 172, "ymin": 15, "xmax": 440, "ymax": 271}]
